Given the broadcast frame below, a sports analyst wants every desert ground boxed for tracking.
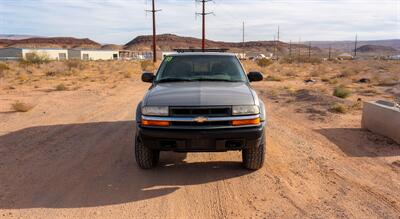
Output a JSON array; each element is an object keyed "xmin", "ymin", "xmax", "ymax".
[{"xmin": 0, "ymin": 59, "xmax": 399, "ymax": 218}]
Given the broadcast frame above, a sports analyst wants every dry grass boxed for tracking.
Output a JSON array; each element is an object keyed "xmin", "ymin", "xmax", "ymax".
[
  {"xmin": 140, "ymin": 60, "xmax": 154, "ymax": 72},
  {"xmin": 265, "ymin": 75, "xmax": 282, "ymax": 81},
  {"xmin": 11, "ymin": 101, "xmax": 35, "ymax": 112},
  {"xmin": 330, "ymin": 103, "xmax": 347, "ymax": 114},
  {"xmin": 256, "ymin": 58, "xmax": 273, "ymax": 67}
]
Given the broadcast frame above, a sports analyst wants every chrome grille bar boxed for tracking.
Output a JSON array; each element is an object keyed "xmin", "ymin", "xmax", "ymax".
[{"xmin": 142, "ymin": 114, "xmax": 259, "ymax": 122}]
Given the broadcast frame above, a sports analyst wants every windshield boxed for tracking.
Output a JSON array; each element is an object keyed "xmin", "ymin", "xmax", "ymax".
[{"xmin": 155, "ymin": 55, "xmax": 247, "ymax": 82}]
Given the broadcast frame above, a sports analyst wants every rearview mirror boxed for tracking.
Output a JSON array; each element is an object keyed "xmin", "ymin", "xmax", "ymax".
[
  {"xmin": 142, "ymin": 72, "xmax": 154, "ymax": 83},
  {"xmin": 247, "ymin": 71, "xmax": 263, "ymax": 82}
]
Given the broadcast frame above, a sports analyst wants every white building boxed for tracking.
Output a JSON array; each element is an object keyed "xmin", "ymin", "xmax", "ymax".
[
  {"xmin": 68, "ymin": 49, "xmax": 118, "ymax": 60},
  {"xmin": 0, "ymin": 47, "xmax": 68, "ymax": 60}
]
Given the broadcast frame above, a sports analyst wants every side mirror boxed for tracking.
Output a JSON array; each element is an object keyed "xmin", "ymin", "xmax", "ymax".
[
  {"xmin": 142, "ymin": 72, "xmax": 154, "ymax": 83},
  {"xmin": 247, "ymin": 71, "xmax": 263, "ymax": 82}
]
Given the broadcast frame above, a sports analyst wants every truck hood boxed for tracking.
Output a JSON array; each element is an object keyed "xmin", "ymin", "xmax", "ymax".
[{"xmin": 144, "ymin": 82, "xmax": 255, "ymax": 106}]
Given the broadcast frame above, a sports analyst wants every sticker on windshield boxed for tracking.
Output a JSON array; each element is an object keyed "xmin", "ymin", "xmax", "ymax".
[{"xmin": 165, "ymin": 56, "xmax": 173, "ymax": 62}]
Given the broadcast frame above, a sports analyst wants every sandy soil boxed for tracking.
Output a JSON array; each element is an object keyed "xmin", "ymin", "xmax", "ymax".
[{"xmin": 0, "ymin": 76, "xmax": 399, "ymax": 218}]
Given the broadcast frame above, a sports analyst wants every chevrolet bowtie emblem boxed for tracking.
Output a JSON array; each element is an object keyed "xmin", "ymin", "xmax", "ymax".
[{"xmin": 194, "ymin": 116, "xmax": 208, "ymax": 123}]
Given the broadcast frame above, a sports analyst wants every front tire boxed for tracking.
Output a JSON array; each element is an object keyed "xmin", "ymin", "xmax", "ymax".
[
  {"xmin": 135, "ymin": 135, "xmax": 160, "ymax": 169},
  {"xmin": 242, "ymin": 135, "xmax": 265, "ymax": 170}
]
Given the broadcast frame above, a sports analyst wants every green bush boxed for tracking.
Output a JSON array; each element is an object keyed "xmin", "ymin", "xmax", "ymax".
[
  {"xmin": 333, "ymin": 85, "xmax": 351, "ymax": 98},
  {"xmin": 256, "ymin": 58, "xmax": 273, "ymax": 67}
]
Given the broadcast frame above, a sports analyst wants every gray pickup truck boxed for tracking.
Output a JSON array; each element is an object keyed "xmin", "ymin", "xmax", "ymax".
[{"xmin": 135, "ymin": 52, "xmax": 266, "ymax": 170}]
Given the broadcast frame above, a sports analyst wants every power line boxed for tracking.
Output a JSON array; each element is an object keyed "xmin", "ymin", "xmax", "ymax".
[
  {"xmin": 145, "ymin": 0, "xmax": 161, "ymax": 62},
  {"xmin": 196, "ymin": 0, "xmax": 213, "ymax": 51}
]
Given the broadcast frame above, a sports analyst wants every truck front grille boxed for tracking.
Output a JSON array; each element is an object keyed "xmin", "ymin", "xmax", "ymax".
[
  {"xmin": 170, "ymin": 107, "xmax": 231, "ymax": 117},
  {"xmin": 171, "ymin": 121, "xmax": 231, "ymax": 127}
]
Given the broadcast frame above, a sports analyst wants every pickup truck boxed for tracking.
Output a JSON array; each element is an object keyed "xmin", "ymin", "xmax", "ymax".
[{"xmin": 135, "ymin": 52, "xmax": 266, "ymax": 170}]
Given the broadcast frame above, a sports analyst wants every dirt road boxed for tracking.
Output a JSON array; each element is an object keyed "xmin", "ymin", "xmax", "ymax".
[{"xmin": 1, "ymin": 81, "xmax": 399, "ymax": 218}]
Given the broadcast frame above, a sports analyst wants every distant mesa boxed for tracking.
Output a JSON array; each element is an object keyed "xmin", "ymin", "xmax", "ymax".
[
  {"xmin": 0, "ymin": 34, "xmax": 41, "ymax": 40},
  {"xmin": 356, "ymin": 45, "xmax": 398, "ymax": 53},
  {"xmin": 0, "ymin": 37, "xmax": 101, "ymax": 49},
  {"xmin": 124, "ymin": 33, "xmax": 315, "ymax": 54}
]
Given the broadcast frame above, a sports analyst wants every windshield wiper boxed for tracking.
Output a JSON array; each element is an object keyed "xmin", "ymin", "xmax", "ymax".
[
  {"xmin": 192, "ymin": 78, "xmax": 242, "ymax": 82},
  {"xmin": 156, "ymin": 78, "xmax": 193, "ymax": 83}
]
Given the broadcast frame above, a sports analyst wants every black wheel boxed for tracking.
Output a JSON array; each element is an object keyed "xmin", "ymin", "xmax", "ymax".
[
  {"xmin": 135, "ymin": 135, "xmax": 160, "ymax": 169},
  {"xmin": 242, "ymin": 135, "xmax": 265, "ymax": 170}
]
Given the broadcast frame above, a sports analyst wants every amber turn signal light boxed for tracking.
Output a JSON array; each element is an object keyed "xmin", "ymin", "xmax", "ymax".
[
  {"xmin": 231, "ymin": 118, "xmax": 260, "ymax": 126},
  {"xmin": 142, "ymin": 119, "xmax": 170, "ymax": 127}
]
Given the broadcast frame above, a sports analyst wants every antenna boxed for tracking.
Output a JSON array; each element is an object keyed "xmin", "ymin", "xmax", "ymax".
[
  {"xmin": 145, "ymin": 0, "xmax": 161, "ymax": 63},
  {"xmin": 196, "ymin": 0, "xmax": 213, "ymax": 52}
]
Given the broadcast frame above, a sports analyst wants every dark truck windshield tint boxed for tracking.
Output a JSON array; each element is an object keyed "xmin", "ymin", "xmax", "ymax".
[{"xmin": 155, "ymin": 55, "xmax": 247, "ymax": 82}]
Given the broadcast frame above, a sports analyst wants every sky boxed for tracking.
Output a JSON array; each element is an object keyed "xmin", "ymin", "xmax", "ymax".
[{"xmin": 0, "ymin": 0, "xmax": 399, "ymax": 44}]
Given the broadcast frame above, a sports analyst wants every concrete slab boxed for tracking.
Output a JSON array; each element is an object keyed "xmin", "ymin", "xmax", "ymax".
[{"xmin": 362, "ymin": 100, "xmax": 400, "ymax": 144}]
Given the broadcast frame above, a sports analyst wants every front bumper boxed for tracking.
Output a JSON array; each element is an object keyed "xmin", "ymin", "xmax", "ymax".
[{"xmin": 137, "ymin": 122, "xmax": 265, "ymax": 152}]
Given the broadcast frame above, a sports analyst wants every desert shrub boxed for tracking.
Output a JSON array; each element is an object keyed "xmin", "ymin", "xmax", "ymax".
[
  {"xmin": 12, "ymin": 101, "xmax": 34, "ymax": 112},
  {"xmin": 256, "ymin": 58, "xmax": 273, "ymax": 67},
  {"xmin": 18, "ymin": 73, "xmax": 29, "ymax": 82},
  {"xmin": 333, "ymin": 85, "xmax": 351, "ymax": 98},
  {"xmin": 20, "ymin": 52, "xmax": 50, "ymax": 65},
  {"xmin": 350, "ymin": 101, "xmax": 362, "ymax": 110},
  {"xmin": 321, "ymin": 76, "xmax": 330, "ymax": 82},
  {"xmin": 65, "ymin": 60, "xmax": 84, "ymax": 70},
  {"xmin": 140, "ymin": 60, "xmax": 153, "ymax": 71},
  {"xmin": 330, "ymin": 103, "xmax": 347, "ymax": 114},
  {"xmin": 122, "ymin": 71, "xmax": 132, "ymax": 78},
  {"xmin": 327, "ymin": 77, "xmax": 339, "ymax": 84},
  {"xmin": 0, "ymin": 62, "xmax": 10, "ymax": 74},
  {"xmin": 280, "ymin": 56, "xmax": 321, "ymax": 64},
  {"xmin": 377, "ymin": 77, "xmax": 399, "ymax": 86},
  {"xmin": 55, "ymin": 83, "xmax": 67, "ymax": 91},
  {"xmin": 265, "ymin": 75, "xmax": 282, "ymax": 81},
  {"xmin": 46, "ymin": 71, "xmax": 57, "ymax": 77},
  {"xmin": 280, "ymin": 56, "xmax": 294, "ymax": 64}
]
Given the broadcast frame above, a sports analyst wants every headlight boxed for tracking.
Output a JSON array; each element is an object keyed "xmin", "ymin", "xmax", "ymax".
[
  {"xmin": 142, "ymin": 106, "xmax": 169, "ymax": 116},
  {"xmin": 232, "ymin": 105, "xmax": 260, "ymax": 115}
]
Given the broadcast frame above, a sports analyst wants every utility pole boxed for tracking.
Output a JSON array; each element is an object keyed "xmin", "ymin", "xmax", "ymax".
[
  {"xmin": 273, "ymin": 35, "xmax": 276, "ymax": 57},
  {"xmin": 242, "ymin": 21, "xmax": 245, "ymax": 58},
  {"xmin": 276, "ymin": 26, "xmax": 280, "ymax": 59},
  {"xmin": 298, "ymin": 37, "xmax": 301, "ymax": 59},
  {"xmin": 146, "ymin": 0, "xmax": 161, "ymax": 63},
  {"xmin": 328, "ymin": 45, "xmax": 332, "ymax": 60},
  {"xmin": 289, "ymin": 40, "xmax": 292, "ymax": 57},
  {"xmin": 308, "ymin": 41, "xmax": 311, "ymax": 59},
  {"xmin": 196, "ymin": 0, "xmax": 213, "ymax": 52},
  {"xmin": 354, "ymin": 34, "xmax": 358, "ymax": 57}
]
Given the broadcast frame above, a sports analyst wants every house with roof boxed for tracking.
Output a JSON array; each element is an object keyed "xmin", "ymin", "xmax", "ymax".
[
  {"xmin": 68, "ymin": 49, "xmax": 119, "ymax": 60},
  {"xmin": 0, "ymin": 47, "xmax": 68, "ymax": 60}
]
